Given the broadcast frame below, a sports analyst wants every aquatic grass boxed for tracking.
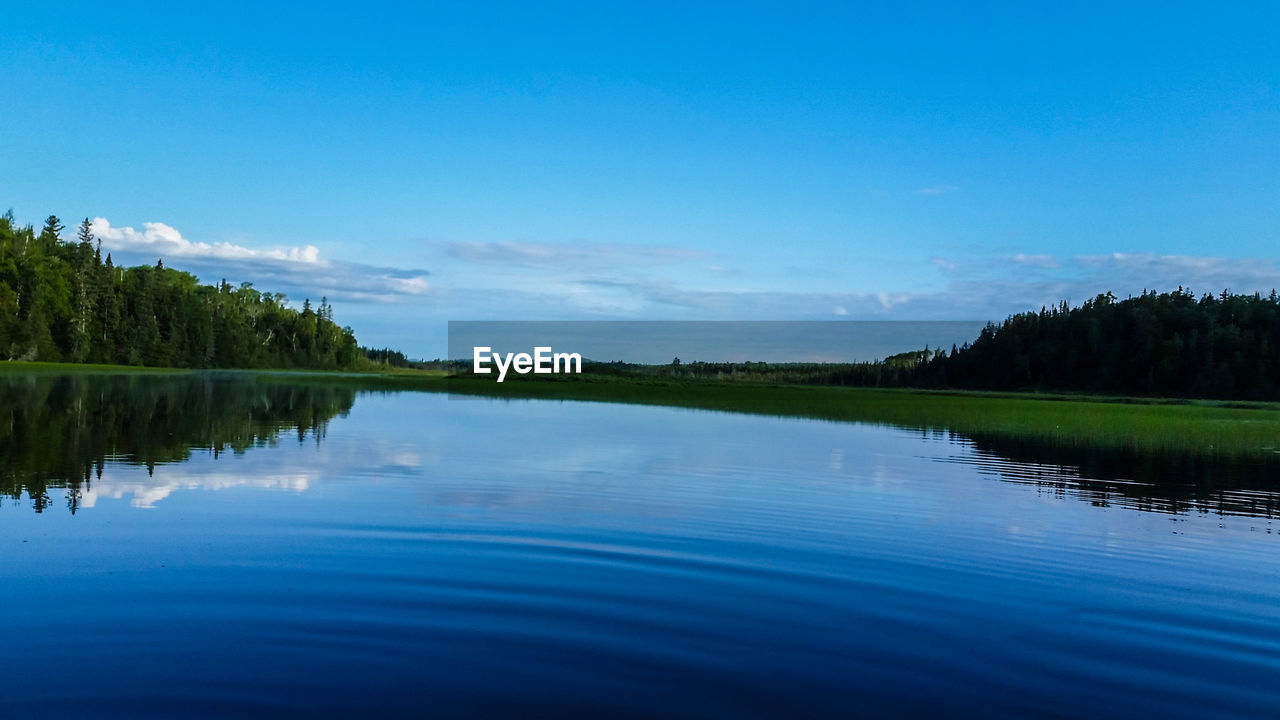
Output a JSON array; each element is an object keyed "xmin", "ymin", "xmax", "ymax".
[
  {"xmin": 254, "ymin": 369, "xmax": 1280, "ymax": 459},
  {"xmin": 5, "ymin": 362, "xmax": 1279, "ymax": 459}
]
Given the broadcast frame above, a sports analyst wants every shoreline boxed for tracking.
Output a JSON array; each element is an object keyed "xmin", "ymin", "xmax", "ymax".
[{"xmin": 5, "ymin": 361, "xmax": 1279, "ymax": 458}]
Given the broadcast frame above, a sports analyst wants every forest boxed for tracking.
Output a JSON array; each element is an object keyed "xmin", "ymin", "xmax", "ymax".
[
  {"xmin": 637, "ymin": 290, "xmax": 1280, "ymax": 400},
  {"xmin": 0, "ymin": 212, "xmax": 360, "ymax": 368},
  {"xmin": 910, "ymin": 289, "xmax": 1280, "ymax": 399}
]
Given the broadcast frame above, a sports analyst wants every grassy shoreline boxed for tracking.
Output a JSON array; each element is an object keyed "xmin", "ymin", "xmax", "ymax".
[
  {"xmin": 5, "ymin": 361, "xmax": 1280, "ymax": 457},
  {"xmin": 0, "ymin": 361, "xmax": 192, "ymax": 375},
  {"xmin": 424, "ymin": 374, "xmax": 1280, "ymax": 457}
]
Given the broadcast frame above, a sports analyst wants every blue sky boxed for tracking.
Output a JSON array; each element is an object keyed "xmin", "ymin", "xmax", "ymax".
[{"xmin": 2, "ymin": 1, "xmax": 1277, "ymax": 356}]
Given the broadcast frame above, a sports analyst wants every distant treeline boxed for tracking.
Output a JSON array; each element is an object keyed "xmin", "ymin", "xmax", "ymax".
[
  {"xmin": 912, "ymin": 290, "xmax": 1280, "ymax": 399},
  {"xmin": 9, "ymin": 208, "xmax": 1279, "ymax": 399},
  {"xmin": 651, "ymin": 290, "xmax": 1280, "ymax": 400},
  {"xmin": 360, "ymin": 347, "xmax": 414, "ymax": 367},
  {"xmin": 359, "ymin": 346, "xmax": 468, "ymax": 372},
  {"xmin": 1, "ymin": 212, "xmax": 360, "ymax": 368}
]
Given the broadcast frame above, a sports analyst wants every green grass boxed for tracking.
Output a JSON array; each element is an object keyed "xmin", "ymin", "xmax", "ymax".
[
  {"xmin": 244, "ymin": 368, "xmax": 1280, "ymax": 458},
  {"xmin": 0, "ymin": 360, "xmax": 191, "ymax": 376},
  {"xmin": 6, "ymin": 361, "xmax": 1280, "ymax": 458}
]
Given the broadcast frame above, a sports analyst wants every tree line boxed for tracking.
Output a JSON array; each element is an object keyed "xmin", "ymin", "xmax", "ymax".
[
  {"xmin": 10, "ymin": 207, "xmax": 1279, "ymax": 399},
  {"xmin": 1, "ymin": 212, "xmax": 360, "ymax": 368},
  {"xmin": 646, "ymin": 290, "xmax": 1280, "ymax": 400},
  {"xmin": 911, "ymin": 289, "xmax": 1280, "ymax": 399}
]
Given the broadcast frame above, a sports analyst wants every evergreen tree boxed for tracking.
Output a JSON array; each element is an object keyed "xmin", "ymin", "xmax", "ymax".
[
  {"xmin": 38, "ymin": 215, "xmax": 64, "ymax": 251},
  {"xmin": 0, "ymin": 210, "xmax": 360, "ymax": 370}
]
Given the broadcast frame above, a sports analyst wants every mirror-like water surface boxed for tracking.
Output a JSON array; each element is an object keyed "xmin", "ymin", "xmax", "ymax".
[{"xmin": 2, "ymin": 375, "xmax": 1278, "ymax": 718}]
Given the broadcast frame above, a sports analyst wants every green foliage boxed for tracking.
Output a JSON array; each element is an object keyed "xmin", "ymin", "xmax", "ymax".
[
  {"xmin": 611, "ymin": 290, "xmax": 1280, "ymax": 401},
  {"xmin": 0, "ymin": 211, "xmax": 360, "ymax": 369},
  {"xmin": 359, "ymin": 346, "xmax": 414, "ymax": 367},
  {"xmin": 913, "ymin": 289, "xmax": 1280, "ymax": 399},
  {"xmin": 294, "ymin": 368, "xmax": 1280, "ymax": 459}
]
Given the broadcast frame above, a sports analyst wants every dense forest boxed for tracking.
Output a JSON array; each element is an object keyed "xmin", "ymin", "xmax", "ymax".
[
  {"xmin": 912, "ymin": 289, "xmax": 1280, "ymax": 399},
  {"xmin": 644, "ymin": 290, "xmax": 1280, "ymax": 400},
  {"xmin": 0, "ymin": 212, "xmax": 360, "ymax": 368}
]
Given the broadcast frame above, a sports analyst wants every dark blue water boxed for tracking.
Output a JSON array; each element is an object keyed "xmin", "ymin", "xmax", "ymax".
[{"xmin": 2, "ymin": 380, "xmax": 1278, "ymax": 718}]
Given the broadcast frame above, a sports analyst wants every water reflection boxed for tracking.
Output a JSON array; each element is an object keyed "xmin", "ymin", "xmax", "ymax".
[
  {"xmin": 3, "ymin": 373, "xmax": 1280, "ymax": 521},
  {"xmin": 78, "ymin": 469, "xmax": 314, "ymax": 509},
  {"xmin": 0, "ymin": 373, "xmax": 353, "ymax": 513},
  {"xmin": 939, "ymin": 431, "xmax": 1280, "ymax": 519},
  {"xmin": 2, "ymin": 380, "xmax": 1278, "ymax": 717}
]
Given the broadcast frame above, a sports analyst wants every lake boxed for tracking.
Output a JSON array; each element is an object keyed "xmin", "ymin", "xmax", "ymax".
[{"xmin": 2, "ymin": 373, "xmax": 1278, "ymax": 718}]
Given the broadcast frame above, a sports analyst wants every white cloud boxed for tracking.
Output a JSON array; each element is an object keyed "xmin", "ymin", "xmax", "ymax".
[
  {"xmin": 386, "ymin": 276, "xmax": 431, "ymax": 294},
  {"xmin": 442, "ymin": 239, "xmax": 706, "ymax": 270},
  {"xmin": 89, "ymin": 217, "xmax": 431, "ymax": 303},
  {"xmin": 91, "ymin": 218, "xmax": 322, "ymax": 265},
  {"xmin": 875, "ymin": 291, "xmax": 911, "ymax": 309},
  {"xmin": 430, "ymin": 250, "xmax": 1280, "ymax": 324},
  {"xmin": 1011, "ymin": 253, "xmax": 1059, "ymax": 269},
  {"xmin": 1074, "ymin": 252, "xmax": 1280, "ymax": 293}
]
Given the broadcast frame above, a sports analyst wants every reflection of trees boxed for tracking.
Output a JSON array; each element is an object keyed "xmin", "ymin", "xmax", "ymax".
[
  {"xmin": 0, "ymin": 374, "xmax": 355, "ymax": 513},
  {"xmin": 949, "ymin": 433, "xmax": 1280, "ymax": 519}
]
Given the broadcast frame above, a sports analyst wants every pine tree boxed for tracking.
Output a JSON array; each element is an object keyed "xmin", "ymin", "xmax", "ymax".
[
  {"xmin": 38, "ymin": 215, "xmax": 64, "ymax": 252},
  {"xmin": 76, "ymin": 218, "xmax": 93, "ymax": 247},
  {"xmin": 70, "ymin": 218, "xmax": 97, "ymax": 360}
]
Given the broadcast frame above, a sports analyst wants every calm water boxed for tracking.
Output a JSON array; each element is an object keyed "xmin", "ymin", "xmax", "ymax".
[{"xmin": 2, "ymin": 375, "xmax": 1278, "ymax": 718}]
